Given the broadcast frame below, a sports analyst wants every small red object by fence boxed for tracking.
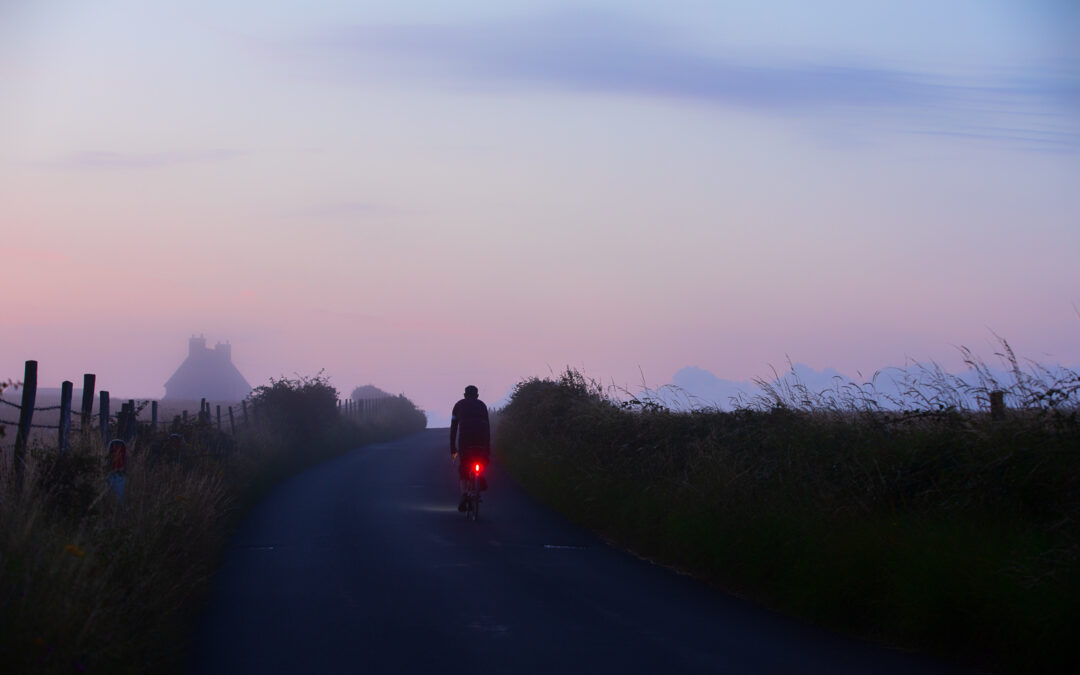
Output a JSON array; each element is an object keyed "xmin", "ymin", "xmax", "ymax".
[{"xmin": 109, "ymin": 439, "xmax": 126, "ymax": 473}]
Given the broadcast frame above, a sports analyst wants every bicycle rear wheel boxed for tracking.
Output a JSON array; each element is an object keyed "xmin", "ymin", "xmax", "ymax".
[{"xmin": 467, "ymin": 477, "xmax": 479, "ymax": 521}]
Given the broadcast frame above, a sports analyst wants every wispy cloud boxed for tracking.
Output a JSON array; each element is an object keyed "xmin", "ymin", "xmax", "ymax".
[
  {"xmin": 293, "ymin": 201, "xmax": 394, "ymax": 220},
  {"xmin": 307, "ymin": 10, "xmax": 1080, "ymax": 151},
  {"xmin": 51, "ymin": 149, "xmax": 245, "ymax": 170}
]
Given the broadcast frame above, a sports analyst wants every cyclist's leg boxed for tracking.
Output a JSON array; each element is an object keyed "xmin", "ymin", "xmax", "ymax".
[
  {"xmin": 458, "ymin": 450, "xmax": 471, "ymax": 489},
  {"xmin": 457, "ymin": 453, "xmax": 471, "ymax": 510}
]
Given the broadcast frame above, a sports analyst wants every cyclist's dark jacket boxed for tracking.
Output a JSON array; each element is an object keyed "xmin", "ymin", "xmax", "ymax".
[{"xmin": 450, "ymin": 396, "xmax": 490, "ymax": 453}]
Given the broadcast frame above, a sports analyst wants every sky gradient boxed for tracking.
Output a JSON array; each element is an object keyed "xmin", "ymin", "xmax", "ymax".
[{"xmin": 2, "ymin": 0, "xmax": 1078, "ymax": 425}]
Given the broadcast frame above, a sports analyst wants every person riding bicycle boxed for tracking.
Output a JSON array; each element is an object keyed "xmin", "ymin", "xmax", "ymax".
[{"xmin": 450, "ymin": 385, "xmax": 490, "ymax": 512}]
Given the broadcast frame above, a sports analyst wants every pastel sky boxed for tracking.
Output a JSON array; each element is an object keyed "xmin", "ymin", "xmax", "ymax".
[{"xmin": 2, "ymin": 0, "xmax": 1078, "ymax": 425}]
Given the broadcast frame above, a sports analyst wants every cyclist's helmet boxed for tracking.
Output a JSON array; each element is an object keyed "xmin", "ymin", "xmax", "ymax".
[{"xmin": 464, "ymin": 385, "xmax": 479, "ymax": 398}]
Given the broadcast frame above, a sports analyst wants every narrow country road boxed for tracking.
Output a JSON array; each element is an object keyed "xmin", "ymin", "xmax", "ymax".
[{"xmin": 189, "ymin": 429, "xmax": 965, "ymax": 674}]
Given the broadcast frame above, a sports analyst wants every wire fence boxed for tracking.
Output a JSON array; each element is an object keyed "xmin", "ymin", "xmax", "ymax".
[
  {"xmin": 1, "ymin": 359, "xmax": 393, "ymax": 463},
  {"xmin": 1, "ymin": 361, "xmax": 263, "ymax": 483},
  {"xmin": 0, "ymin": 398, "xmax": 62, "ymax": 412}
]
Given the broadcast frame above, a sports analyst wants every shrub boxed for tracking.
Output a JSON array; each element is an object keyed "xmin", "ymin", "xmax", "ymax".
[{"xmin": 247, "ymin": 372, "xmax": 340, "ymax": 445}]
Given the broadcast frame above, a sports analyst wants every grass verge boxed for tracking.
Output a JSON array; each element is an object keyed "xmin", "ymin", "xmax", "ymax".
[
  {"xmin": 495, "ymin": 367, "xmax": 1079, "ymax": 674},
  {"xmin": 0, "ymin": 374, "xmax": 426, "ymax": 673}
]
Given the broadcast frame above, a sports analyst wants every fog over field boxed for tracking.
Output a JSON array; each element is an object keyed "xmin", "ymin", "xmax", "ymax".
[{"xmin": 2, "ymin": 0, "xmax": 1078, "ymax": 428}]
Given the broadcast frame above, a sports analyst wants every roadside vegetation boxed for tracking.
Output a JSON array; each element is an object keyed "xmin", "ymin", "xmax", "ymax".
[
  {"xmin": 494, "ymin": 346, "xmax": 1079, "ymax": 674},
  {"xmin": 0, "ymin": 374, "xmax": 426, "ymax": 674}
]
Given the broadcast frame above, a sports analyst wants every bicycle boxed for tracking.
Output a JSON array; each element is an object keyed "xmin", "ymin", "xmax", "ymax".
[{"xmin": 455, "ymin": 454, "xmax": 486, "ymax": 521}]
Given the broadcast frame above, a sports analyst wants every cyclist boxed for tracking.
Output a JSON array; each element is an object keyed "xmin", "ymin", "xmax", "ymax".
[{"xmin": 449, "ymin": 385, "xmax": 490, "ymax": 511}]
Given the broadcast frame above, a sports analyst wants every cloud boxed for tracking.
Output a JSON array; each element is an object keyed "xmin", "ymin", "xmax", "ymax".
[
  {"xmin": 667, "ymin": 366, "xmax": 755, "ymax": 410},
  {"xmin": 317, "ymin": 12, "xmax": 925, "ymax": 107},
  {"xmin": 308, "ymin": 10, "xmax": 1080, "ymax": 151},
  {"xmin": 665, "ymin": 359, "xmax": 1080, "ymax": 412},
  {"xmin": 292, "ymin": 201, "xmax": 394, "ymax": 220},
  {"xmin": 51, "ymin": 149, "xmax": 245, "ymax": 170}
]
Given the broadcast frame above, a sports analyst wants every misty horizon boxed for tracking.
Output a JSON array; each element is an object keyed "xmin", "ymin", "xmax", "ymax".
[{"xmin": 6, "ymin": 335, "xmax": 1076, "ymax": 429}]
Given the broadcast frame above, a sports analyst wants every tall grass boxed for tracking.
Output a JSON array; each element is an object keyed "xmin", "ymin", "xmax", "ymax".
[
  {"xmin": 0, "ymin": 375, "xmax": 426, "ymax": 673},
  {"xmin": 495, "ymin": 349, "xmax": 1079, "ymax": 674}
]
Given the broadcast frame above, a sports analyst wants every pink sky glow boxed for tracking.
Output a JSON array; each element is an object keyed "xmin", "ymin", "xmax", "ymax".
[{"xmin": 2, "ymin": 1, "xmax": 1079, "ymax": 425}]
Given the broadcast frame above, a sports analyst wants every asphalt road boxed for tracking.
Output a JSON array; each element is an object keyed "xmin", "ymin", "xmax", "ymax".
[{"xmin": 189, "ymin": 429, "xmax": 964, "ymax": 674}]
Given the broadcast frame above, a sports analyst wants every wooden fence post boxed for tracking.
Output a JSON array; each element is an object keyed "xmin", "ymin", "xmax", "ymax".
[
  {"xmin": 151, "ymin": 401, "xmax": 158, "ymax": 430},
  {"xmin": 99, "ymin": 391, "xmax": 110, "ymax": 446},
  {"xmin": 127, "ymin": 400, "xmax": 136, "ymax": 440},
  {"xmin": 199, "ymin": 398, "xmax": 207, "ymax": 424},
  {"xmin": 990, "ymin": 390, "xmax": 1006, "ymax": 421},
  {"xmin": 58, "ymin": 380, "xmax": 73, "ymax": 454},
  {"xmin": 228, "ymin": 406, "xmax": 236, "ymax": 435},
  {"xmin": 80, "ymin": 373, "xmax": 95, "ymax": 435},
  {"xmin": 13, "ymin": 360, "xmax": 38, "ymax": 488},
  {"xmin": 117, "ymin": 402, "xmax": 128, "ymax": 442},
  {"xmin": 216, "ymin": 405, "xmax": 222, "ymax": 431}
]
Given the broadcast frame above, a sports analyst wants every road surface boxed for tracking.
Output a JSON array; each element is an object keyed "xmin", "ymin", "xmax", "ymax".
[{"xmin": 189, "ymin": 429, "xmax": 965, "ymax": 674}]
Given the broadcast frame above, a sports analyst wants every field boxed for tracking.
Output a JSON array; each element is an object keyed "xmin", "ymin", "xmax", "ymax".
[{"xmin": 494, "ymin": 353, "xmax": 1080, "ymax": 674}]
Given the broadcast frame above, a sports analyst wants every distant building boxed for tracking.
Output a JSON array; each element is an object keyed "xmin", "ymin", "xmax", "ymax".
[{"xmin": 163, "ymin": 335, "xmax": 252, "ymax": 401}]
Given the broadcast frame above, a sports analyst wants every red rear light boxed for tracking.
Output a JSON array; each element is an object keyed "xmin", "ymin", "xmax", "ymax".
[{"xmin": 474, "ymin": 463, "xmax": 482, "ymax": 474}]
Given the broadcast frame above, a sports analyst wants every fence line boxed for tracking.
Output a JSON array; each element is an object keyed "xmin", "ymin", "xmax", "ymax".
[
  {"xmin": 337, "ymin": 394, "xmax": 395, "ymax": 422},
  {"xmin": 1, "ymin": 359, "xmax": 395, "ymax": 480},
  {"xmin": 0, "ymin": 360, "xmax": 270, "ymax": 484}
]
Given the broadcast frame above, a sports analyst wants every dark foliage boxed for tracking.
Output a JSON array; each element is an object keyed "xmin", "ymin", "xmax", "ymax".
[
  {"xmin": 350, "ymin": 384, "xmax": 392, "ymax": 399},
  {"xmin": 248, "ymin": 372, "xmax": 340, "ymax": 445},
  {"xmin": 496, "ymin": 368, "xmax": 1080, "ymax": 674},
  {"xmin": 30, "ymin": 447, "xmax": 104, "ymax": 519}
]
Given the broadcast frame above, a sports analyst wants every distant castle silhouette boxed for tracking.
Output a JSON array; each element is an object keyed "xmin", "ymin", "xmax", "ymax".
[{"xmin": 164, "ymin": 335, "xmax": 252, "ymax": 401}]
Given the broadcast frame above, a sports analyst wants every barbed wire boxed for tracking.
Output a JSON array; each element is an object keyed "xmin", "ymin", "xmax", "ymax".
[
  {"xmin": 0, "ymin": 420, "xmax": 64, "ymax": 429},
  {"xmin": 1, "ymin": 401, "xmax": 75, "ymax": 412},
  {"xmin": 2, "ymin": 407, "xmax": 256, "ymax": 436},
  {"xmin": 1, "ymin": 419, "xmax": 85, "ymax": 431}
]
